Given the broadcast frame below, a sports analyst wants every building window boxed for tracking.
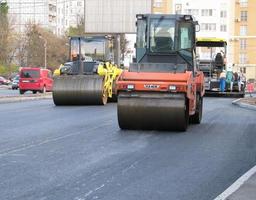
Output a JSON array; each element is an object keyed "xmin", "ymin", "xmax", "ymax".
[
  {"xmin": 220, "ymin": 10, "xmax": 227, "ymax": 18},
  {"xmin": 220, "ymin": 24, "xmax": 227, "ymax": 32},
  {"xmin": 154, "ymin": 0, "xmax": 163, "ymax": 7},
  {"xmin": 240, "ymin": 0, "xmax": 248, "ymax": 7},
  {"xmin": 201, "ymin": 23, "xmax": 216, "ymax": 31},
  {"xmin": 185, "ymin": 9, "xmax": 199, "ymax": 16},
  {"xmin": 240, "ymin": 11, "xmax": 247, "ymax": 21},
  {"xmin": 201, "ymin": 9, "xmax": 213, "ymax": 16},
  {"xmin": 240, "ymin": 25, "xmax": 247, "ymax": 36},
  {"xmin": 77, "ymin": 1, "xmax": 82, "ymax": 6},
  {"xmin": 240, "ymin": 39, "xmax": 247, "ymax": 49},
  {"xmin": 239, "ymin": 53, "xmax": 247, "ymax": 64},
  {"xmin": 240, "ymin": 67, "xmax": 246, "ymax": 73}
]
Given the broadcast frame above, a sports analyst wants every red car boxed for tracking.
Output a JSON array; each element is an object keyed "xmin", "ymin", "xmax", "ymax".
[
  {"xmin": 0, "ymin": 76, "xmax": 10, "ymax": 85},
  {"xmin": 19, "ymin": 67, "xmax": 53, "ymax": 94}
]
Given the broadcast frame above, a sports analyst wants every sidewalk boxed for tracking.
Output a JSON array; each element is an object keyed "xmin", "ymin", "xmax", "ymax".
[
  {"xmin": 214, "ymin": 166, "xmax": 256, "ymax": 200},
  {"xmin": 0, "ymin": 93, "xmax": 52, "ymax": 103},
  {"xmin": 215, "ymin": 97, "xmax": 256, "ymax": 200},
  {"xmin": 232, "ymin": 94, "xmax": 256, "ymax": 111}
]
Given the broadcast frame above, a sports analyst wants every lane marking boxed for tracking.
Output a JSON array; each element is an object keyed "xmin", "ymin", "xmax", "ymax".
[{"xmin": 214, "ymin": 165, "xmax": 256, "ymax": 200}]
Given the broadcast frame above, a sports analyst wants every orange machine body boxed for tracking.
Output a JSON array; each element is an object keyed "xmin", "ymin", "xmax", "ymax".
[{"xmin": 117, "ymin": 70, "xmax": 204, "ymax": 116}]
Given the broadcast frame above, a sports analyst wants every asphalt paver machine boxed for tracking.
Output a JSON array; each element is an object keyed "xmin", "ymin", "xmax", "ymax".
[{"xmin": 196, "ymin": 38, "xmax": 245, "ymax": 97}]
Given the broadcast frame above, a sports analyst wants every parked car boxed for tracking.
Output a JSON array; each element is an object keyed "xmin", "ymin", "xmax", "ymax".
[
  {"xmin": 0, "ymin": 76, "xmax": 10, "ymax": 85},
  {"xmin": 11, "ymin": 75, "xmax": 20, "ymax": 90},
  {"xmin": 19, "ymin": 67, "xmax": 53, "ymax": 94}
]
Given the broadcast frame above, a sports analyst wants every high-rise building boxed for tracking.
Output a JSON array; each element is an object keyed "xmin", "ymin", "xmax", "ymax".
[
  {"xmin": 56, "ymin": 0, "xmax": 84, "ymax": 36},
  {"xmin": 152, "ymin": 0, "xmax": 173, "ymax": 14},
  {"xmin": 173, "ymin": 0, "xmax": 229, "ymax": 42},
  {"xmin": 7, "ymin": 0, "xmax": 57, "ymax": 34},
  {"xmin": 230, "ymin": 0, "xmax": 256, "ymax": 80}
]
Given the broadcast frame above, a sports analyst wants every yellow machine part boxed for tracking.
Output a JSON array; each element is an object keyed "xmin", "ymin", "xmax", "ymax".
[
  {"xmin": 53, "ymin": 69, "xmax": 61, "ymax": 76},
  {"xmin": 196, "ymin": 37, "xmax": 227, "ymax": 43},
  {"xmin": 97, "ymin": 62, "xmax": 122, "ymax": 98},
  {"xmin": 53, "ymin": 64, "xmax": 64, "ymax": 77}
]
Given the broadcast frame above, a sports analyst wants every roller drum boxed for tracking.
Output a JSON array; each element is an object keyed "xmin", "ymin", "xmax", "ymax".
[
  {"xmin": 117, "ymin": 92, "xmax": 188, "ymax": 131},
  {"xmin": 53, "ymin": 75, "xmax": 106, "ymax": 105}
]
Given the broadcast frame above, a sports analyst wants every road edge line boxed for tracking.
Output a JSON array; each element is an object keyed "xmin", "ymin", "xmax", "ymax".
[{"xmin": 213, "ymin": 165, "xmax": 256, "ymax": 200}]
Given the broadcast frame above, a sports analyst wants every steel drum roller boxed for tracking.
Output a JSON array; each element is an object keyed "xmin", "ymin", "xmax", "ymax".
[
  {"xmin": 117, "ymin": 92, "xmax": 188, "ymax": 131},
  {"xmin": 53, "ymin": 75, "xmax": 106, "ymax": 105}
]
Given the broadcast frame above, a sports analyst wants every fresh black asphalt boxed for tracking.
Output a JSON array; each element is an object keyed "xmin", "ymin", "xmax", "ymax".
[{"xmin": 0, "ymin": 98, "xmax": 256, "ymax": 200}]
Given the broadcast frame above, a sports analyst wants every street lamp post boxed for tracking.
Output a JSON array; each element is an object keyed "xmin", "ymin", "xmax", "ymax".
[{"xmin": 39, "ymin": 35, "xmax": 47, "ymax": 69}]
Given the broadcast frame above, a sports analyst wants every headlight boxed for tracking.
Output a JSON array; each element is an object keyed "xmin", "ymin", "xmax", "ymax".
[
  {"xmin": 127, "ymin": 84, "xmax": 135, "ymax": 90},
  {"xmin": 169, "ymin": 85, "xmax": 176, "ymax": 91}
]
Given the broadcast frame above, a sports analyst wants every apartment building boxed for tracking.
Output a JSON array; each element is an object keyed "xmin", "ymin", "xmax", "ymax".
[
  {"xmin": 7, "ymin": 0, "xmax": 57, "ymax": 34},
  {"xmin": 230, "ymin": 0, "xmax": 256, "ymax": 80},
  {"xmin": 152, "ymin": 0, "xmax": 172, "ymax": 14},
  {"xmin": 56, "ymin": 0, "xmax": 84, "ymax": 36}
]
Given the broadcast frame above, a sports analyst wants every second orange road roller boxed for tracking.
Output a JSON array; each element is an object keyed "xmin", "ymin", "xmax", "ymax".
[{"xmin": 116, "ymin": 14, "xmax": 205, "ymax": 131}]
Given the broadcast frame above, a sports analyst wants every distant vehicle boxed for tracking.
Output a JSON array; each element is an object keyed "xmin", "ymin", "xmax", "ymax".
[
  {"xmin": 196, "ymin": 38, "xmax": 245, "ymax": 97},
  {"xmin": 11, "ymin": 75, "xmax": 20, "ymax": 89},
  {"xmin": 19, "ymin": 67, "xmax": 53, "ymax": 94},
  {"xmin": 0, "ymin": 76, "xmax": 10, "ymax": 85}
]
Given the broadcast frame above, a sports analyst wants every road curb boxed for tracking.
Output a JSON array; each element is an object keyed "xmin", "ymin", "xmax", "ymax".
[
  {"xmin": 0, "ymin": 95, "xmax": 52, "ymax": 104},
  {"xmin": 214, "ymin": 165, "xmax": 256, "ymax": 200},
  {"xmin": 232, "ymin": 98, "xmax": 256, "ymax": 111}
]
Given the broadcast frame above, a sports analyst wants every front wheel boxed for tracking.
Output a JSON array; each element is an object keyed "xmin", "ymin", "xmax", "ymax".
[
  {"xmin": 19, "ymin": 90, "xmax": 25, "ymax": 95},
  {"xmin": 190, "ymin": 94, "xmax": 203, "ymax": 124},
  {"xmin": 40, "ymin": 86, "xmax": 46, "ymax": 94}
]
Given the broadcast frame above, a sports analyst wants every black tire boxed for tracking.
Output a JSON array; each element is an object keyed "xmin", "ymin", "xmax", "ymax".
[
  {"xmin": 108, "ymin": 94, "xmax": 117, "ymax": 102},
  {"xmin": 180, "ymin": 98, "xmax": 189, "ymax": 131},
  {"xmin": 190, "ymin": 94, "xmax": 203, "ymax": 124},
  {"xmin": 19, "ymin": 90, "xmax": 25, "ymax": 95},
  {"xmin": 33, "ymin": 91, "xmax": 37, "ymax": 94},
  {"xmin": 40, "ymin": 86, "xmax": 46, "ymax": 94}
]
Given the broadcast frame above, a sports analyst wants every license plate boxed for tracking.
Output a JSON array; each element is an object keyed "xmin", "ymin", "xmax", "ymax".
[{"xmin": 22, "ymin": 80, "xmax": 29, "ymax": 83}]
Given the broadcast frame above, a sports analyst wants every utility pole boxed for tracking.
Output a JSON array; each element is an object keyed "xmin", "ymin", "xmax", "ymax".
[{"xmin": 39, "ymin": 35, "xmax": 47, "ymax": 69}]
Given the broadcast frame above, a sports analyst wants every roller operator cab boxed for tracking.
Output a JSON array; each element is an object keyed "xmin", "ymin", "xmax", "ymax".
[{"xmin": 117, "ymin": 14, "xmax": 205, "ymax": 131}]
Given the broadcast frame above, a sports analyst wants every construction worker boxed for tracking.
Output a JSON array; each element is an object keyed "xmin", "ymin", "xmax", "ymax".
[
  {"xmin": 219, "ymin": 70, "xmax": 226, "ymax": 92},
  {"xmin": 226, "ymin": 71, "xmax": 233, "ymax": 91},
  {"xmin": 233, "ymin": 72, "xmax": 241, "ymax": 92}
]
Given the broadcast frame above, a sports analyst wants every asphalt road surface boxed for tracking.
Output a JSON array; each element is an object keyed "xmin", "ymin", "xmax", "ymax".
[{"xmin": 0, "ymin": 98, "xmax": 256, "ymax": 200}]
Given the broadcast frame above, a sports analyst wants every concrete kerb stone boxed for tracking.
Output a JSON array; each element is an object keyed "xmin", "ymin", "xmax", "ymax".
[
  {"xmin": 0, "ymin": 94, "xmax": 52, "ymax": 104},
  {"xmin": 232, "ymin": 98, "xmax": 256, "ymax": 111}
]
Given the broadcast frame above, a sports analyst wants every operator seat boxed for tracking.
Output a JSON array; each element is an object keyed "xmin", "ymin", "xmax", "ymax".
[
  {"xmin": 155, "ymin": 28, "xmax": 174, "ymax": 52},
  {"xmin": 215, "ymin": 53, "xmax": 224, "ymax": 67}
]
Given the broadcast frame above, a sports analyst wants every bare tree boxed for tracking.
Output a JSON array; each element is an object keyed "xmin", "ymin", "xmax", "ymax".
[
  {"xmin": 67, "ymin": 15, "xmax": 85, "ymax": 36},
  {"xmin": 120, "ymin": 34, "xmax": 129, "ymax": 61},
  {"xmin": 23, "ymin": 24, "xmax": 68, "ymax": 70},
  {"xmin": 0, "ymin": 2, "xmax": 12, "ymax": 65}
]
